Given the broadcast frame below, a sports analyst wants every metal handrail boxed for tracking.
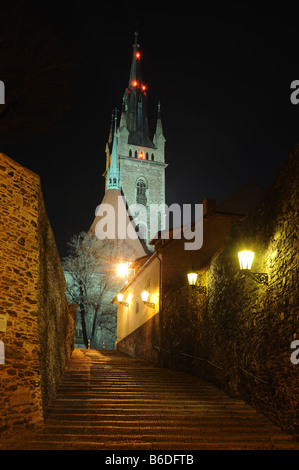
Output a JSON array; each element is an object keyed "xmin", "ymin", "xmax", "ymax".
[{"xmin": 154, "ymin": 346, "xmax": 298, "ymax": 403}]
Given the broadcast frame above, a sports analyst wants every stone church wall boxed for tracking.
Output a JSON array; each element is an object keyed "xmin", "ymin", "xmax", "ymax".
[
  {"xmin": 0, "ymin": 153, "xmax": 76, "ymax": 437},
  {"xmin": 161, "ymin": 143, "xmax": 299, "ymax": 435}
]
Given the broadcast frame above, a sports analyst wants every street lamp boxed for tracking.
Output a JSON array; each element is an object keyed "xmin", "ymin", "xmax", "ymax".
[
  {"xmin": 116, "ymin": 262, "xmax": 129, "ymax": 278},
  {"xmin": 187, "ymin": 272, "xmax": 198, "ymax": 287},
  {"xmin": 238, "ymin": 250, "xmax": 254, "ymax": 270},
  {"xmin": 238, "ymin": 250, "xmax": 268, "ymax": 285},
  {"xmin": 117, "ymin": 293, "xmax": 129, "ymax": 307},
  {"xmin": 187, "ymin": 272, "xmax": 207, "ymax": 294},
  {"xmin": 141, "ymin": 291, "xmax": 155, "ymax": 308}
]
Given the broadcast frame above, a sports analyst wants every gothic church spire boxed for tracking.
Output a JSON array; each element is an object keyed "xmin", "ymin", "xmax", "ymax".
[
  {"xmin": 106, "ymin": 110, "xmax": 121, "ymax": 191},
  {"xmin": 123, "ymin": 31, "xmax": 155, "ymax": 149}
]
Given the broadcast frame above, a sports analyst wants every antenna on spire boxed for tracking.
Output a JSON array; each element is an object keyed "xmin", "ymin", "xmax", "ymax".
[{"xmin": 134, "ymin": 31, "xmax": 139, "ymax": 44}]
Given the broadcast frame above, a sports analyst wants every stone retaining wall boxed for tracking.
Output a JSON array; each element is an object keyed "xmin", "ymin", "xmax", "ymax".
[
  {"xmin": 0, "ymin": 153, "xmax": 76, "ymax": 437},
  {"xmin": 162, "ymin": 143, "xmax": 299, "ymax": 434}
]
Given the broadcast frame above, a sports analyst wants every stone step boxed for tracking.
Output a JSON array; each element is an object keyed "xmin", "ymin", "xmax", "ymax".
[
  {"xmin": 39, "ymin": 424, "xmax": 293, "ymax": 438},
  {"xmin": 22, "ymin": 432, "xmax": 297, "ymax": 449},
  {"xmin": 13, "ymin": 441, "xmax": 296, "ymax": 451},
  {"xmin": 46, "ymin": 414, "xmax": 269, "ymax": 426},
  {"xmin": 46, "ymin": 404, "xmax": 262, "ymax": 414},
  {"xmin": 31, "ymin": 429, "xmax": 295, "ymax": 443}
]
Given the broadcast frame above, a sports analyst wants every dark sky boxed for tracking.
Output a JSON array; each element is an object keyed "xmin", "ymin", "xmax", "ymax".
[{"xmin": 1, "ymin": 3, "xmax": 299, "ymax": 258}]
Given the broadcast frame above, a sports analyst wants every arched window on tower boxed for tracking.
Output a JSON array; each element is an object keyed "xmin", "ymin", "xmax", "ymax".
[
  {"xmin": 135, "ymin": 150, "xmax": 138, "ymax": 158},
  {"xmin": 136, "ymin": 177, "xmax": 147, "ymax": 206},
  {"xmin": 146, "ymin": 152, "xmax": 149, "ymax": 160},
  {"xmin": 151, "ymin": 153, "xmax": 154, "ymax": 161},
  {"xmin": 129, "ymin": 149, "xmax": 132, "ymax": 157}
]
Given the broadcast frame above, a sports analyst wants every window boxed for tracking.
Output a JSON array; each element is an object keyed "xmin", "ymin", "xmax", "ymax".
[
  {"xmin": 146, "ymin": 152, "xmax": 149, "ymax": 160},
  {"xmin": 129, "ymin": 149, "xmax": 132, "ymax": 157},
  {"xmin": 136, "ymin": 178, "xmax": 147, "ymax": 206},
  {"xmin": 151, "ymin": 153, "xmax": 154, "ymax": 161},
  {"xmin": 135, "ymin": 150, "xmax": 138, "ymax": 158}
]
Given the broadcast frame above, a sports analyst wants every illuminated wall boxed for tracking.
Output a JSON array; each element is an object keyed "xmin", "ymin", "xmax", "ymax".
[
  {"xmin": 115, "ymin": 255, "xmax": 160, "ymax": 361},
  {"xmin": 161, "ymin": 143, "xmax": 299, "ymax": 435}
]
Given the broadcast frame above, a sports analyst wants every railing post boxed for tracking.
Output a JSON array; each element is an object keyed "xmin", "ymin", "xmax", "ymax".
[
  {"xmin": 88, "ymin": 339, "xmax": 90, "ymax": 349},
  {"xmin": 103, "ymin": 340, "xmax": 105, "ymax": 350}
]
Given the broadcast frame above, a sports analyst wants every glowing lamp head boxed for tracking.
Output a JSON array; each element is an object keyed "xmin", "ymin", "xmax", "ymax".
[
  {"xmin": 135, "ymin": 51, "xmax": 141, "ymax": 59},
  {"xmin": 141, "ymin": 84, "xmax": 147, "ymax": 91},
  {"xmin": 117, "ymin": 262, "xmax": 129, "ymax": 277},
  {"xmin": 141, "ymin": 291, "xmax": 150, "ymax": 302},
  {"xmin": 139, "ymin": 150, "xmax": 144, "ymax": 159},
  {"xmin": 132, "ymin": 80, "xmax": 138, "ymax": 87},
  {"xmin": 187, "ymin": 272, "xmax": 198, "ymax": 286},
  {"xmin": 117, "ymin": 293, "xmax": 124, "ymax": 303},
  {"xmin": 238, "ymin": 251, "xmax": 255, "ymax": 270}
]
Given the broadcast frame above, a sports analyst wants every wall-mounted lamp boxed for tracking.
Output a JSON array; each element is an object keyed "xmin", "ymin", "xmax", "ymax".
[
  {"xmin": 187, "ymin": 272, "xmax": 207, "ymax": 294},
  {"xmin": 141, "ymin": 291, "xmax": 155, "ymax": 308},
  {"xmin": 117, "ymin": 293, "xmax": 129, "ymax": 307},
  {"xmin": 238, "ymin": 251, "xmax": 268, "ymax": 285}
]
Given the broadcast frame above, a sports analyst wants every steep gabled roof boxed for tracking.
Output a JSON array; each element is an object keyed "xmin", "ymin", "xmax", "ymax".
[{"xmin": 89, "ymin": 188, "xmax": 148, "ymax": 261}]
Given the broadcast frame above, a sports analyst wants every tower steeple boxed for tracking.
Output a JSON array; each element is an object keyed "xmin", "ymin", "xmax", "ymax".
[
  {"xmin": 105, "ymin": 111, "xmax": 114, "ymax": 173},
  {"xmin": 106, "ymin": 109, "xmax": 121, "ymax": 191},
  {"xmin": 128, "ymin": 31, "xmax": 142, "ymax": 89},
  {"xmin": 103, "ymin": 32, "xmax": 167, "ymax": 252},
  {"xmin": 154, "ymin": 102, "xmax": 165, "ymax": 140},
  {"xmin": 123, "ymin": 31, "xmax": 155, "ymax": 149}
]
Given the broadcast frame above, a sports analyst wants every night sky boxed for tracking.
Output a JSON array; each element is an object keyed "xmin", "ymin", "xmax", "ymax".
[{"xmin": 1, "ymin": 3, "xmax": 299, "ymax": 258}]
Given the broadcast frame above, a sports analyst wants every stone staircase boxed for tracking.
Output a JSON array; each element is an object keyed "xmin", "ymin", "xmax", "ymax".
[{"xmin": 1, "ymin": 348, "xmax": 298, "ymax": 450}]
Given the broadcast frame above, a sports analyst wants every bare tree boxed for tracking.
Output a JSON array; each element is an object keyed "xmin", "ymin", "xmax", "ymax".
[{"xmin": 62, "ymin": 231, "xmax": 135, "ymax": 348}]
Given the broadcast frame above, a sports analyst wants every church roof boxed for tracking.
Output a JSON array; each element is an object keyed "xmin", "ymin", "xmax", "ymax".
[{"xmin": 88, "ymin": 188, "xmax": 148, "ymax": 261}]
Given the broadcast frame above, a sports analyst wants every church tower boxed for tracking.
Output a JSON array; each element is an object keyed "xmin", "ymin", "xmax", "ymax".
[{"xmin": 104, "ymin": 32, "xmax": 167, "ymax": 252}]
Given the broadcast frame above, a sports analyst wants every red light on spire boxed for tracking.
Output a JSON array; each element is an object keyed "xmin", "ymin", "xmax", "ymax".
[
  {"xmin": 132, "ymin": 80, "xmax": 138, "ymax": 87},
  {"xmin": 136, "ymin": 51, "xmax": 141, "ymax": 60},
  {"xmin": 141, "ymin": 84, "xmax": 147, "ymax": 91}
]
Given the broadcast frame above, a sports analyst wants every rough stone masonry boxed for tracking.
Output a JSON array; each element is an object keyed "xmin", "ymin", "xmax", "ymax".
[
  {"xmin": 162, "ymin": 142, "xmax": 299, "ymax": 436},
  {"xmin": 0, "ymin": 153, "xmax": 76, "ymax": 437}
]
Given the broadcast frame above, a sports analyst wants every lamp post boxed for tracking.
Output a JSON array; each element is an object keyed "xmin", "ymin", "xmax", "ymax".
[{"xmin": 238, "ymin": 251, "xmax": 268, "ymax": 285}]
